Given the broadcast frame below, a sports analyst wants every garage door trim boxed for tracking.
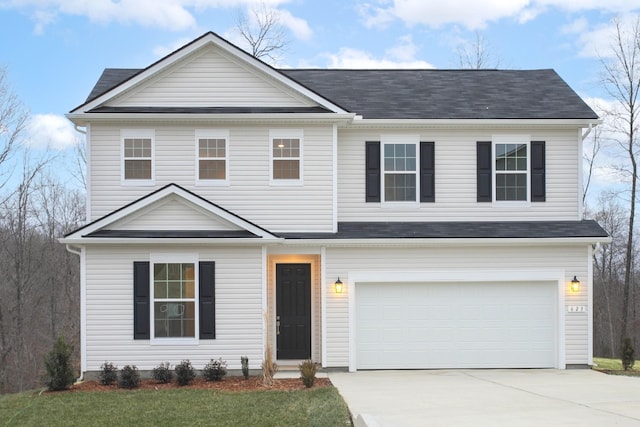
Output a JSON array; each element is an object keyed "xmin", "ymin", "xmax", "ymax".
[{"xmin": 347, "ymin": 270, "xmax": 566, "ymax": 372}]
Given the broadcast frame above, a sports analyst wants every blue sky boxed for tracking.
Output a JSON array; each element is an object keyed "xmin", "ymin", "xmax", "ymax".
[{"xmin": 0, "ymin": 0, "xmax": 638, "ymax": 192}]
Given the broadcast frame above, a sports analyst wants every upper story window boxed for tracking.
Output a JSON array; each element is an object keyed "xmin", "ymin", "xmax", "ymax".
[
  {"xmin": 270, "ymin": 130, "xmax": 303, "ymax": 185},
  {"xmin": 382, "ymin": 136, "xmax": 418, "ymax": 203},
  {"xmin": 122, "ymin": 129, "xmax": 154, "ymax": 185},
  {"xmin": 495, "ymin": 143, "xmax": 528, "ymax": 201},
  {"xmin": 196, "ymin": 130, "xmax": 228, "ymax": 185}
]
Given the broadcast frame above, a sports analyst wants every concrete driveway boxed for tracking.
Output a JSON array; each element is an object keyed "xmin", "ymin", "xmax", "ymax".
[{"xmin": 328, "ymin": 369, "xmax": 640, "ymax": 427}]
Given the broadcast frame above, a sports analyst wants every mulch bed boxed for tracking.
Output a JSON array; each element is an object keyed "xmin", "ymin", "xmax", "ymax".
[
  {"xmin": 593, "ymin": 369, "xmax": 640, "ymax": 377},
  {"xmin": 67, "ymin": 376, "xmax": 332, "ymax": 393}
]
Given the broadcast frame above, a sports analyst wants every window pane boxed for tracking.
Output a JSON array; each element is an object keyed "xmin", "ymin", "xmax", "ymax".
[
  {"xmin": 154, "ymin": 281, "xmax": 167, "ymax": 299},
  {"xmin": 124, "ymin": 159, "xmax": 151, "ymax": 179},
  {"xmin": 496, "ymin": 172, "xmax": 527, "ymax": 201},
  {"xmin": 199, "ymin": 139, "xmax": 226, "ymax": 158},
  {"xmin": 154, "ymin": 302, "xmax": 195, "ymax": 338},
  {"xmin": 273, "ymin": 138, "xmax": 300, "ymax": 158},
  {"xmin": 273, "ymin": 159, "xmax": 300, "ymax": 179},
  {"xmin": 199, "ymin": 159, "xmax": 226, "ymax": 180},
  {"xmin": 385, "ymin": 174, "xmax": 416, "ymax": 201},
  {"xmin": 167, "ymin": 264, "xmax": 181, "ymax": 281}
]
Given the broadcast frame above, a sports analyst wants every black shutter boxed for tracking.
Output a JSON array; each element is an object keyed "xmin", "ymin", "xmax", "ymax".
[
  {"xmin": 531, "ymin": 141, "xmax": 546, "ymax": 202},
  {"xmin": 477, "ymin": 141, "xmax": 492, "ymax": 202},
  {"xmin": 420, "ymin": 142, "xmax": 435, "ymax": 202},
  {"xmin": 365, "ymin": 141, "xmax": 381, "ymax": 202},
  {"xmin": 133, "ymin": 262, "xmax": 150, "ymax": 340},
  {"xmin": 199, "ymin": 261, "xmax": 216, "ymax": 340}
]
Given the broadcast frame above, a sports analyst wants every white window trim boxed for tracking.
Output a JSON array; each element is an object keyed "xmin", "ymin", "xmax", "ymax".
[
  {"xmin": 121, "ymin": 129, "xmax": 155, "ymax": 186},
  {"xmin": 269, "ymin": 129, "xmax": 304, "ymax": 186},
  {"xmin": 381, "ymin": 135, "xmax": 420, "ymax": 206},
  {"xmin": 492, "ymin": 135, "xmax": 531, "ymax": 206},
  {"xmin": 195, "ymin": 129, "xmax": 230, "ymax": 186},
  {"xmin": 149, "ymin": 253, "xmax": 199, "ymax": 345}
]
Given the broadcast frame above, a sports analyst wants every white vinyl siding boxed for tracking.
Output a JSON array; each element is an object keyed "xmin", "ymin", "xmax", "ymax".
[
  {"xmin": 109, "ymin": 195, "xmax": 243, "ymax": 231},
  {"xmin": 110, "ymin": 45, "xmax": 312, "ymax": 108},
  {"xmin": 89, "ymin": 124, "xmax": 334, "ymax": 232},
  {"xmin": 84, "ymin": 245, "xmax": 263, "ymax": 371},
  {"xmin": 338, "ymin": 128, "xmax": 581, "ymax": 221},
  {"xmin": 323, "ymin": 244, "xmax": 590, "ymax": 368}
]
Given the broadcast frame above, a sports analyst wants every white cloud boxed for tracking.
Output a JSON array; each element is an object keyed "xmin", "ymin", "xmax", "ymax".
[
  {"xmin": 561, "ymin": 17, "xmax": 589, "ymax": 34},
  {"xmin": 358, "ymin": 0, "xmax": 640, "ymax": 30},
  {"xmin": 26, "ymin": 114, "xmax": 82, "ymax": 150},
  {"xmin": 324, "ymin": 47, "xmax": 433, "ymax": 69},
  {"xmin": 277, "ymin": 9, "xmax": 312, "ymax": 41},
  {"xmin": 3, "ymin": 0, "xmax": 291, "ymax": 32}
]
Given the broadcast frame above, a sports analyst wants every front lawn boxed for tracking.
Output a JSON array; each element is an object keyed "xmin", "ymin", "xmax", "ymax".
[
  {"xmin": 0, "ymin": 386, "xmax": 352, "ymax": 426},
  {"xmin": 593, "ymin": 357, "xmax": 640, "ymax": 376}
]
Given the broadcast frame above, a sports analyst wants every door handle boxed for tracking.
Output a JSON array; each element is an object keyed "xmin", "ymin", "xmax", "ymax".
[{"xmin": 276, "ymin": 315, "xmax": 281, "ymax": 335}]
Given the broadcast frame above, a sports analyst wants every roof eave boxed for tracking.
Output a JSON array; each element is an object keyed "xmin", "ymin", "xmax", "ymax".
[
  {"xmin": 59, "ymin": 237, "xmax": 283, "ymax": 245},
  {"xmin": 280, "ymin": 236, "xmax": 611, "ymax": 246},
  {"xmin": 66, "ymin": 112, "xmax": 357, "ymax": 125},
  {"xmin": 347, "ymin": 118, "xmax": 602, "ymax": 128}
]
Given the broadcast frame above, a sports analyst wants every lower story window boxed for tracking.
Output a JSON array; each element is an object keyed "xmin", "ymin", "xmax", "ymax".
[{"xmin": 153, "ymin": 263, "xmax": 195, "ymax": 338}]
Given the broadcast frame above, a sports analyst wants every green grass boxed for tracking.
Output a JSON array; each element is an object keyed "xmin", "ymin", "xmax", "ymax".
[
  {"xmin": 0, "ymin": 387, "xmax": 352, "ymax": 427},
  {"xmin": 593, "ymin": 357, "xmax": 640, "ymax": 373}
]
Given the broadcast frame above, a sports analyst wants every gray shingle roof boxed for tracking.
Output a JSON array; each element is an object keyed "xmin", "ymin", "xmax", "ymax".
[
  {"xmin": 81, "ymin": 68, "xmax": 597, "ymax": 120},
  {"xmin": 280, "ymin": 220, "xmax": 608, "ymax": 239}
]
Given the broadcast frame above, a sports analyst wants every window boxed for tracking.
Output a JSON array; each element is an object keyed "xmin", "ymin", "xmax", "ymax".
[
  {"xmin": 122, "ymin": 130, "xmax": 154, "ymax": 184},
  {"xmin": 152, "ymin": 263, "xmax": 196, "ymax": 338},
  {"xmin": 196, "ymin": 130, "xmax": 228, "ymax": 184},
  {"xmin": 133, "ymin": 259, "xmax": 216, "ymax": 342},
  {"xmin": 495, "ymin": 142, "xmax": 528, "ymax": 201},
  {"xmin": 383, "ymin": 140, "xmax": 417, "ymax": 202},
  {"xmin": 270, "ymin": 130, "xmax": 303, "ymax": 183}
]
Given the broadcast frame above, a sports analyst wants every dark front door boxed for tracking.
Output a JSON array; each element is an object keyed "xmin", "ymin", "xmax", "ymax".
[{"xmin": 276, "ymin": 263, "xmax": 311, "ymax": 360}]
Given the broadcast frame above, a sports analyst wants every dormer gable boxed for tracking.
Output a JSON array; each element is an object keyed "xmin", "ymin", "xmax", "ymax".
[{"xmin": 61, "ymin": 183, "xmax": 280, "ymax": 242}]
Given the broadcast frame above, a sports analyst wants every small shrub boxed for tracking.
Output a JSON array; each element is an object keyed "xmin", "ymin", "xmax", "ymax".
[
  {"xmin": 241, "ymin": 356, "xmax": 249, "ymax": 380},
  {"xmin": 622, "ymin": 338, "xmax": 635, "ymax": 371},
  {"xmin": 298, "ymin": 359, "xmax": 320, "ymax": 388},
  {"xmin": 42, "ymin": 336, "xmax": 76, "ymax": 391},
  {"xmin": 152, "ymin": 362, "xmax": 173, "ymax": 384},
  {"xmin": 175, "ymin": 359, "xmax": 196, "ymax": 386},
  {"xmin": 119, "ymin": 365, "xmax": 140, "ymax": 389},
  {"xmin": 98, "ymin": 361, "xmax": 118, "ymax": 385},
  {"xmin": 203, "ymin": 358, "xmax": 228, "ymax": 381}
]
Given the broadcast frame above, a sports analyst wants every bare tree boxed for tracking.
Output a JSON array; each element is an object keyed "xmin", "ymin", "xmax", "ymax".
[
  {"xmin": 235, "ymin": 3, "xmax": 289, "ymax": 63},
  {"xmin": 600, "ymin": 17, "xmax": 640, "ymax": 343},
  {"xmin": 0, "ymin": 66, "xmax": 28, "ymax": 189},
  {"xmin": 583, "ymin": 124, "xmax": 604, "ymax": 203},
  {"xmin": 457, "ymin": 31, "xmax": 501, "ymax": 69}
]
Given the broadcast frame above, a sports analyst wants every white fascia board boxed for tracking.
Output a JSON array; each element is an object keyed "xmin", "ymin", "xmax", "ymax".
[
  {"xmin": 63, "ymin": 184, "xmax": 279, "ymax": 240},
  {"xmin": 280, "ymin": 236, "xmax": 611, "ymax": 247},
  {"xmin": 346, "ymin": 118, "xmax": 603, "ymax": 129},
  {"xmin": 58, "ymin": 237, "xmax": 282, "ymax": 245},
  {"xmin": 65, "ymin": 113, "xmax": 356, "ymax": 126},
  {"xmin": 71, "ymin": 33, "xmax": 349, "ymax": 115}
]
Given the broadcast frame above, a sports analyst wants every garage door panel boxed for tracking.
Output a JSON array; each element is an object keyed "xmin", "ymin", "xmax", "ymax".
[{"xmin": 356, "ymin": 281, "xmax": 557, "ymax": 369}]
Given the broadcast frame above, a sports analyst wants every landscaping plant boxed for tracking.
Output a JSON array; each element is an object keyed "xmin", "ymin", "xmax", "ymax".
[
  {"xmin": 42, "ymin": 336, "xmax": 76, "ymax": 391},
  {"xmin": 203, "ymin": 358, "xmax": 228, "ymax": 381},
  {"xmin": 119, "ymin": 365, "xmax": 140, "ymax": 389},
  {"xmin": 98, "ymin": 361, "xmax": 118, "ymax": 385},
  {"xmin": 175, "ymin": 359, "xmax": 196, "ymax": 386},
  {"xmin": 298, "ymin": 359, "xmax": 320, "ymax": 388},
  {"xmin": 152, "ymin": 362, "xmax": 173, "ymax": 384},
  {"xmin": 622, "ymin": 338, "xmax": 635, "ymax": 371},
  {"xmin": 241, "ymin": 356, "xmax": 249, "ymax": 379}
]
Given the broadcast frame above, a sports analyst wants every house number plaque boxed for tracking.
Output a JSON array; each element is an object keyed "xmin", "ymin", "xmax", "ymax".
[{"xmin": 567, "ymin": 306, "xmax": 587, "ymax": 313}]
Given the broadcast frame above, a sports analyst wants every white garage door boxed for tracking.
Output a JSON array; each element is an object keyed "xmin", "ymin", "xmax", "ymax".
[{"xmin": 356, "ymin": 281, "xmax": 557, "ymax": 369}]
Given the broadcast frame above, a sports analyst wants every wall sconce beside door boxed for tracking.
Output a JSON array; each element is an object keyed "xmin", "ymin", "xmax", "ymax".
[
  {"xmin": 334, "ymin": 277, "xmax": 344, "ymax": 294},
  {"xmin": 570, "ymin": 276, "xmax": 580, "ymax": 293}
]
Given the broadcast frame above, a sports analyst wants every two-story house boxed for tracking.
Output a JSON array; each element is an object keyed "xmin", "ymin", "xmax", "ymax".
[{"xmin": 62, "ymin": 32, "xmax": 609, "ymax": 377}]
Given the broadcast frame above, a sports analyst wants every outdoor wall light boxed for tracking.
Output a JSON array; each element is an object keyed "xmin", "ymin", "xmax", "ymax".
[
  {"xmin": 334, "ymin": 277, "xmax": 344, "ymax": 294},
  {"xmin": 570, "ymin": 276, "xmax": 581, "ymax": 293}
]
